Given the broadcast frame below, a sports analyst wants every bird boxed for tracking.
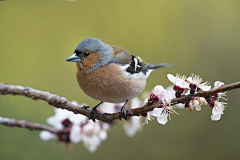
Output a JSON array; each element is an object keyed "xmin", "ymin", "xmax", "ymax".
[{"xmin": 66, "ymin": 37, "xmax": 174, "ymax": 122}]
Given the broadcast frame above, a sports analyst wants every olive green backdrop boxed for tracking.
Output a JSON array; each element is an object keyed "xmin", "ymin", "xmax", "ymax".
[{"xmin": 0, "ymin": 0, "xmax": 240, "ymax": 160}]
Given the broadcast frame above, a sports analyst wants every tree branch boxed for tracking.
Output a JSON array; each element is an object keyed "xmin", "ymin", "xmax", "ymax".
[
  {"xmin": 0, "ymin": 82, "xmax": 240, "ymax": 123},
  {"xmin": 0, "ymin": 116, "xmax": 57, "ymax": 133}
]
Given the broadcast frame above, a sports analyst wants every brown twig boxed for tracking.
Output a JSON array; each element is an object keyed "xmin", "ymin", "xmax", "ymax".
[
  {"xmin": 0, "ymin": 82, "xmax": 240, "ymax": 123},
  {"xmin": 0, "ymin": 116, "xmax": 57, "ymax": 133}
]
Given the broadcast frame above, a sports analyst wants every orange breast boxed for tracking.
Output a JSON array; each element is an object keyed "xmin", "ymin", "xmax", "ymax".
[{"xmin": 76, "ymin": 63, "xmax": 146, "ymax": 103}]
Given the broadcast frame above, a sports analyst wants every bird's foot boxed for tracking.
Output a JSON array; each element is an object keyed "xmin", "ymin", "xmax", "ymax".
[
  {"xmin": 89, "ymin": 101, "xmax": 103, "ymax": 122},
  {"xmin": 89, "ymin": 107, "xmax": 99, "ymax": 122},
  {"xmin": 119, "ymin": 107, "xmax": 128, "ymax": 120},
  {"xmin": 119, "ymin": 99, "xmax": 129, "ymax": 121}
]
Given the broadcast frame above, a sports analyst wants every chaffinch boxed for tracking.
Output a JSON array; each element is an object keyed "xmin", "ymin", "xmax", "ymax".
[{"xmin": 66, "ymin": 38, "xmax": 173, "ymax": 122}]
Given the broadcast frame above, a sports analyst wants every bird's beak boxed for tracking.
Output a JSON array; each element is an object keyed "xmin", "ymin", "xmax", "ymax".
[{"xmin": 66, "ymin": 54, "xmax": 82, "ymax": 62}]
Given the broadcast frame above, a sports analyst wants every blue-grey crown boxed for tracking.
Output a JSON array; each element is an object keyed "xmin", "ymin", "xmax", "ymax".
[{"xmin": 75, "ymin": 38, "xmax": 113, "ymax": 70}]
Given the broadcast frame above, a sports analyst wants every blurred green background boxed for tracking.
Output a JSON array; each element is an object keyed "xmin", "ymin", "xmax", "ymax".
[{"xmin": 1, "ymin": 0, "xmax": 240, "ymax": 160}]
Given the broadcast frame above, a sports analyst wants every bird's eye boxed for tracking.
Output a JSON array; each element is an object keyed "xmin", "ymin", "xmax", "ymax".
[{"xmin": 84, "ymin": 52, "xmax": 90, "ymax": 57}]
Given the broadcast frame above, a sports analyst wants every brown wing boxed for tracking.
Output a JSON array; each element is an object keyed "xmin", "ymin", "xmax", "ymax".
[
  {"xmin": 110, "ymin": 45, "xmax": 149, "ymax": 75},
  {"xmin": 110, "ymin": 45, "xmax": 132, "ymax": 65}
]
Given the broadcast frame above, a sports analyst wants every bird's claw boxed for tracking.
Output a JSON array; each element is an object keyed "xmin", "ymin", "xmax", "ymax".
[
  {"xmin": 88, "ymin": 101, "xmax": 103, "ymax": 122},
  {"xmin": 119, "ymin": 107, "xmax": 128, "ymax": 121},
  {"xmin": 89, "ymin": 107, "xmax": 98, "ymax": 122}
]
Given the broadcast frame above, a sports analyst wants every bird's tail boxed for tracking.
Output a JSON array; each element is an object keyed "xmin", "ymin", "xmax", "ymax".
[{"xmin": 147, "ymin": 63, "xmax": 175, "ymax": 70}]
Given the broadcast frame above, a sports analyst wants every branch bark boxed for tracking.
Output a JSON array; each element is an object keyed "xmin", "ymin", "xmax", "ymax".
[
  {"xmin": 0, "ymin": 116, "xmax": 57, "ymax": 133},
  {"xmin": 0, "ymin": 82, "xmax": 240, "ymax": 123}
]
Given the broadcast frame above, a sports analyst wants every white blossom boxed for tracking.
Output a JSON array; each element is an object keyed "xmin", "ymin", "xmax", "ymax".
[
  {"xmin": 166, "ymin": 85, "xmax": 185, "ymax": 109},
  {"xmin": 81, "ymin": 121, "xmax": 103, "ymax": 153},
  {"xmin": 186, "ymin": 74, "xmax": 211, "ymax": 91},
  {"xmin": 192, "ymin": 97, "xmax": 207, "ymax": 111},
  {"xmin": 214, "ymin": 81, "xmax": 224, "ymax": 88},
  {"xmin": 46, "ymin": 102, "xmax": 87, "ymax": 130},
  {"xmin": 213, "ymin": 81, "xmax": 227, "ymax": 100},
  {"xmin": 148, "ymin": 87, "xmax": 178, "ymax": 125},
  {"xmin": 152, "ymin": 105, "xmax": 178, "ymax": 125},
  {"xmin": 152, "ymin": 108, "xmax": 168, "ymax": 125},
  {"xmin": 70, "ymin": 125, "xmax": 81, "ymax": 143},
  {"xmin": 152, "ymin": 85, "xmax": 167, "ymax": 100},
  {"xmin": 39, "ymin": 101, "xmax": 87, "ymax": 144},
  {"xmin": 163, "ymin": 89, "xmax": 175, "ymax": 103},
  {"xmin": 211, "ymin": 101, "xmax": 226, "ymax": 121},
  {"xmin": 151, "ymin": 91, "xmax": 178, "ymax": 125},
  {"xmin": 167, "ymin": 73, "xmax": 189, "ymax": 89}
]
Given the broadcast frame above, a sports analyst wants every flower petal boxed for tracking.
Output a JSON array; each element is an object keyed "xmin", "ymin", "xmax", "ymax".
[
  {"xmin": 70, "ymin": 125, "xmax": 81, "ymax": 143},
  {"xmin": 200, "ymin": 85, "xmax": 211, "ymax": 91},
  {"xmin": 157, "ymin": 114, "xmax": 168, "ymax": 125},
  {"xmin": 167, "ymin": 74, "xmax": 176, "ymax": 84},
  {"xmin": 39, "ymin": 131, "xmax": 55, "ymax": 141},
  {"xmin": 214, "ymin": 81, "xmax": 224, "ymax": 88},
  {"xmin": 152, "ymin": 108, "xmax": 164, "ymax": 117}
]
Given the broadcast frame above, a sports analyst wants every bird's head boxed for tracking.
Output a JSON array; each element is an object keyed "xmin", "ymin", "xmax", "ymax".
[{"xmin": 66, "ymin": 38, "xmax": 113, "ymax": 70}]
